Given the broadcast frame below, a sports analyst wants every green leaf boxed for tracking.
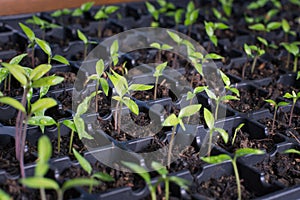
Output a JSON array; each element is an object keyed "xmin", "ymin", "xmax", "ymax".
[
  {"xmin": 186, "ymin": 91, "xmax": 195, "ymax": 100},
  {"xmin": 215, "ymin": 22, "xmax": 229, "ymax": 30},
  {"xmin": 161, "ymin": 44, "xmax": 173, "ymax": 50},
  {"xmin": 92, "ymin": 172, "xmax": 114, "ymax": 182},
  {"xmin": 72, "ymin": 8, "xmax": 83, "ymax": 16},
  {"xmin": 107, "ymin": 70, "xmax": 128, "ymax": 97},
  {"xmin": 63, "ymin": 119, "xmax": 77, "ymax": 132},
  {"xmin": 174, "ymin": 9, "xmax": 183, "ymax": 24},
  {"xmin": 167, "ymin": 30, "xmax": 182, "ymax": 44},
  {"xmin": 35, "ymin": 38, "xmax": 51, "ymax": 56},
  {"xmin": 39, "ymin": 86, "xmax": 50, "ymax": 98},
  {"xmin": 122, "ymin": 161, "xmax": 151, "ymax": 184},
  {"xmin": 20, "ymin": 177, "xmax": 59, "ymax": 190},
  {"xmin": 206, "ymin": 53, "xmax": 223, "ymax": 60},
  {"xmin": 284, "ymin": 148, "xmax": 300, "ymax": 155},
  {"xmin": 257, "ymin": 36, "xmax": 268, "ymax": 46},
  {"xmin": 162, "ymin": 114, "xmax": 179, "ymax": 127},
  {"xmin": 30, "ymin": 64, "xmax": 51, "ymax": 81},
  {"xmin": 105, "ymin": 6, "xmax": 119, "ymax": 14},
  {"xmin": 62, "ymin": 178, "xmax": 99, "ymax": 192},
  {"xmin": 282, "ymin": 19, "xmax": 290, "ymax": 32},
  {"xmin": 0, "ymin": 189, "xmax": 11, "ymax": 200},
  {"xmin": 154, "ymin": 62, "xmax": 168, "ymax": 77},
  {"xmin": 235, "ymin": 148, "xmax": 264, "ymax": 158},
  {"xmin": 9, "ymin": 53, "xmax": 27, "ymax": 65},
  {"xmin": 297, "ymin": 71, "xmax": 300, "ymax": 80},
  {"xmin": 110, "ymin": 40, "xmax": 119, "ymax": 56},
  {"xmin": 128, "ymin": 84, "xmax": 153, "ymax": 91},
  {"xmin": 210, "ymin": 35, "xmax": 218, "ymax": 46},
  {"xmin": 283, "ymin": 92, "xmax": 293, "ymax": 98},
  {"xmin": 187, "ymin": 1, "xmax": 195, "ymax": 13},
  {"xmin": 77, "ymin": 29, "xmax": 88, "ymax": 44},
  {"xmin": 205, "ymin": 88, "xmax": 217, "ymax": 100},
  {"xmin": 31, "ymin": 98, "xmax": 57, "ymax": 114},
  {"xmin": 204, "ymin": 108, "xmax": 214, "ymax": 130},
  {"xmin": 145, "ymin": 2, "xmax": 156, "ymax": 14},
  {"xmin": 28, "ymin": 116, "xmax": 56, "ymax": 127},
  {"xmin": 278, "ymin": 101, "xmax": 289, "ymax": 107},
  {"xmin": 189, "ymin": 9, "xmax": 199, "ymax": 24},
  {"xmin": 201, "ymin": 154, "xmax": 231, "ymax": 164},
  {"xmin": 220, "ymin": 95, "xmax": 239, "ymax": 101},
  {"xmin": 168, "ymin": 176, "xmax": 190, "ymax": 189},
  {"xmin": 19, "ymin": 23, "xmax": 35, "ymax": 42},
  {"xmin": 73, "ymin": 148, "xmax": 92, "ymax": 175},
  {"xmin": 204, "ymin": 21, "xmax": 214, "ymax": 37},
  {"xmin": 38, "ymin": 135, "xmax": 52, "ymax": 163},
  {"xmin": 32, "ymin": 75, "xmax": 64, "ymax": 88},
  {"xmin": 249, "ymin": 23, "xmax": 265, "ymax": 31},
  {"xmin": 151, "ymin": 161, "xmax": 168, "ymax": 176},
  {"xmin": 123, "ymin": 97, "xmax": 139, "ymax": 115},
  {"xmin": 94, "ymin": 9, "xmax": 108, "ymax": 20},
  {"xmin": 150, "ymin": 42, "xmax": 161, "ymax": 49},
  {"xmin": 266, "ymin": 21, "xmax": 281, "ymax": 31},
  {"xmin": 81, "ymin": 2, "xmax": 94, "ymax": 12},
  {"xmin": 219, "ymin": 70, "xmax": 230, "ymax": 86},
  {"xmin": 0, "ymin": 68, "xmax": 8, "ymax": 84},
  {"xmin": 244, "ymin": 43, "xmax": 252, "ymax": 56},
  {"xmin": 265, "ymin": 99, "xmax": 276, "ymax": 106},
  {"xmin": 178, "ymin": 104, "xmax": 202, "ymax": 119},
  {"xmin": 74, "ymin": 116, "xmax": 93, "ymax": 140},
  {"xmin": 214, "ymin": 127, "xmax": 229, "ymax": 144},
  {"xmin": 100, "ymin": 78, "xmax": 109, "ymax": 96},
  {"xmin": 76, "ymin": 92, "xmax": 97, "ymax": 116},
  {"xmin": 1, "ymin": 63, "xmax": 27, "ymax": 86},
  {"xmin": 52, "ymin": 55, "xmax": 69, "ymax": 65},
  {"xmin": 96, "ymin": 59, "xmax": 105, "ymax": 76},
  {"xmin": 0, "ymin": 97, "xmax": 26, "ymax": 113},
  {"xmin": 235, "ymin": 123, "xmax": 245, "ymax": 132}
]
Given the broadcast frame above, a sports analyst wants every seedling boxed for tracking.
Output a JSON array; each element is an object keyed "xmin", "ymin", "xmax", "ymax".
[
  {"xmin": 248, "ymin": 21, "xmax": 282, "ymax": 34},
  {"xmin": 153, "ymin": 62, "xmax": 168, "ymax": 100},
  {"xmin": 84, "ymin": 59, "xmax": 109, "ymax": 112},
  {"xmin": 184, "ymin": 1, "xmax": 199, "ymax": 36},
  {"xmin": 110, "ymin": 40, "xmax": 119, "ymax": 69},
  {"xmin": 212, "ymin": 8, "xmax": 228, "ymax": 22},
  {"xmin": 19, "ymin": 23, "xmax": 37, "ymax": 67},
  {"xmin": 244, "ymin": 43, "xmax": 265, "ymax": 74},
  {"xmin": 166, "ymin": 30, "xmax": 184, "ymax": 68},
  {"xmin": 173, "ymin": 8, "xmax": 184, "ymax": 30},
  {"xmin": 218, "ymin": 0, "xmax": 234, "ymax": 17},
  {"xmin": 72, "ymin": 2, "xmax": 94, "ymax": 17},
  {"xmin": 204, "ymin": 21, "xmax": 229, "ymax": 47},
  {"xmin": 72, "ymin": 148, "xmax": 114, "ymax": 193},
  {"xmin": 283, "ymin": 91, "xmax": 300, "ymax": 126},
  {"xmin": 257, "ymin": 36, "xmax": 278, "ymax": 50},
  {"xmin": 281, "ymin": 19, "xmax": 296, "ymax": 42},
  {"xmin": 108, "ymin": 69, "xmax": 153, "ymax": 134},
  {"xmin": 20, "ymin": 139, "xmax": 98, "ymax": 200},
  {"xmin": 280, "ymin": 42, "xmax": 300, "ymax": 72},
  {"xmin": 247, "ymin": 0, "xmax": 268, "ymax": 10},
  {"xmin": 201, "ymin": 148, "xmax": 264, "ymax": 200},
  {"xmin": 203, "ymin": 108, "xmax": 229, "ymax": 157},
  {"xmin": 145, "ymin": 2, "xmax": 160, "ymax": 27},
  {"xmin": 0, "ymin": 63, "xmax": 64, "ymax": 178},
  {"xmin": 51, "ymin": 8, "xmax": 72, "ymax": 17},
  {"xmin": 150, "ymin": 42, "xmax": 173, "ymax": 63},
  {"xmin": 231, "ymin": 123, "xmax": 245, "ymax": 145},
  {"xmin": 162, "ymin": 104, "xmax": 202, "ymax": 167},
  {"xmin": 264, "ymin": 99, "xmax": 289, "ymax": 134},
  {"xmin": 77, "ymin": 29, "xmax": 98, "ymax": 59},
  {"xmin": 26, "ymin": 15, "xmax": 60, "ymax": 40},
  {"xmin": 94, "ymin": 5, "xmax": 119, "ymax": 38}
]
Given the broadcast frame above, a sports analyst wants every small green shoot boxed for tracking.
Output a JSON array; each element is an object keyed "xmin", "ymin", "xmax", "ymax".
[
  {"xmin": 153, "ymin": 62, "xmax": 168, "ymax": 100},
  {"xmin": 77, "ymin": 29, "xmax": 98, "ymax": 59},
  {"xmin": 283, "ymin": 91, "xmax": 300, "ymax": 126},
  {"xmin": 94, "ymin": 6, "xmax": 119, "ymax": 37},
  {"xmin": 204, "ymin": 21, "xmax": 229, "ymax": 47},
  {"xmin": 244, "ymin": 43, "xmax": 265, "ymax": 74},
  {"xmin": 232, "ymin": 123, "xmax": 245, "ymax": 145}
]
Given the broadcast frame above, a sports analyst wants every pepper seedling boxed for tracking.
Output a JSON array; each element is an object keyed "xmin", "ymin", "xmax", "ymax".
[
  {"xmin": 283, "ymin": 90, "xmax": 300, "ymax": 126},
  {"xmin": 145, "ymin": 1, "xmax": 160, "ymax": 27},
  {"xmin": 166, "ymin": 30, "xmax": 185, "ymax": 68},
  {"xmin": 94, "ymin": 5, "xmax": 119, "ymax": 38},
  {"xmin": 150, "ymin": 42, "xmax": 173, "ymax": 63},
  {"xmin": 218, "ymin": 0, "xmax": 234, "ymax": 17},
  {"xmin": 184, "ymin": 1, "xmax": 199, "ymax": 36},
  {"xmin": 108, "ymin": 69, "xmax": 153, "ymax": 134},
  {"xmin": 244, "ymin": 43, "xmax": 265, "ymax": 74},
  {"xmin": 257, "ymin": 36, "xmax": 278, "ymax": 50},
  {"xmin": 264, "ymin": 99, "xmax": 289, "ymax": 134},
  {"xmin": 201, "ymin": 148, "xmax": 264, "ymax": 200},
  {"xmin": 72, "ymin": 2, "xmax": 94, "ymax": 17},
  {"xmin": 248, "ymin": 21, "xmax": 282, "ymax": 34},
  {"xmin": 77, "ymin": 29, "xmax": 98, "ymax": 59},
  {"xmin": 153, "ymin": 62, "xmax": 168, "ymax": 100},
  {"xmin": 162, "ymin": 104, "xmax": 202, "ymax": 167},
  {"xmin": 280, "ymin": 42, "xmax": 300, "ymax": 72},
  {"xmin": 231, "ymin": 123, "xmax": 245, "ymax": 145},
  {"xmin": 19, "ymin": 23, "xmax": 37, "ymax": 67},
  {"xmin": 72, "ymin": 148, "xmax": 114, "ymax": 193},
  {"xmin": 281, "ymin": 18, "xmax": 296, "ymax": 42},
  {"xmin": 203, "ymin": 108, "xmax": 229, "ymax": 157},
  {"xmin": 204, "ymin": 21, "xmax": 229, "ymax": 47}
]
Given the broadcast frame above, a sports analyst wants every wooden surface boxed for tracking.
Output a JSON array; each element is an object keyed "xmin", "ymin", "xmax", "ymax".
[{"xmin": 0, "ymin": 0, "xmax": 141, "ymax": 16}]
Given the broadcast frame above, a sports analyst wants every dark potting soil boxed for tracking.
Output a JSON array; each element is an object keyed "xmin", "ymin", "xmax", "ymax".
[
  {"xmin": 56, "ymin": 90, "xmax": 73, "ymax": 110},
  {"xmin": 132, "ymin": 84, "xmax": 177, "ymax": 102},
  {"xmin": 88, "ymin": 93, "xmax": 111, "ymax": 118},
  {"xmin": 52, "ymin": 71, "xmax": 76, "ymax": 89},
  {"xmin": 193, "ymin": 175, "xmax": 255, "ymax": 200},
  {"xmin": 255, "ymin": 153, "xmax": 300, "ymax": 187},
  {"xmin": 261, "ymin": 81, "xmax": 299, "ymax": 101}
]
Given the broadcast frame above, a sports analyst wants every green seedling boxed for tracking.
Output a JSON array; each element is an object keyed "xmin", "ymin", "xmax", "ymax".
[
  {"xmin": 72, "ymin": 148, "xmax": 114, "ymax": 193},
  {"xmin": 20, "ymin": 138, "xmax": 98, "ymax": 200},
  {"xmin": 162, "ymin": 104, "xmax": 202, "ymax": 167},
  {"xmin": 247, "ymin": 0, "xmax": 281, "ymax": 10},
  {"xmin": 153, "ymin": 62, "xmax": 168, "ymax": 100},
  {"xmin": 264, "ymin": 99, "xmax": 289, "ymax": 134},
  {"xmin": 204, "ymin": 21, "xmax": 229, "ymax": 47},
  {"xmin": 173, "ymin": 8, "xmax": 184, "ymax": 30},
  {"xmin": 244, "ymin": 43, "xmax": 265, "ymax": 74},
  {"xmin": 218, "ymin": 0, "xmax": 234, "ymax": 17},
  {"xmin": 248, "ymin": 21, "xmax": 282, "ymax": 35},
  {"xmin": 72, "ymin": 2, "xmax": 94, "ymax": 17},
  {"xmin": 203, "ymin": 108, "xmax": 229, "ymax": 157},
  {"xmin": 150, "ymin": 42, "xmax": 173, "ymax": 63},
  {"xmin": 184, "ymin": 1, "xmax": 199, "ymax": 36},
  {"xmin": 145, "ymin": 1, "xmax": 160, "ymax": 27},
  {"xmin": 94, "ymin": 5, "xmax": 119, "ymax": 38},
  {"xmin": 201, "ymin": 148, "xmax": 264, "ymax": 200},
  {"xmin": 108, "ymin": 69, "xmax": 153, "ymax": 134},
  {"xmin": 257, "ymin": 36, "xmax": 278, "ymax": 50},
  {"xmin": 166, "ymin": 30, "xmax": 185, "ymax": 68},
  {"xmin": 283, "ymin": 91, "xmax": 300, "ymax": 126},
  {"xmin": 19, "ymin": 23, "xmax": 37, "ymax": 67},
  {"xmin": 77, "ymin": 29, "xmax": 98, "ymax": 59},
  {"xmin": 280, "ymin": 42, "xmax": 300, "ymax": 72},
  {"xmin": 0, "ymin": 189, "xmax": 10, "ymax": 200},
  {"xmin": 51, "ymin": 8, "xmax": 72, "ymax": 17},
  {"xmin": 84, "ymin": 59, "xmax": 109, "ymax": 112},
  {"xmin": 110, "ymin": 40, "xmax": 119, "ymax": 69},
  {"xmin": 212, "ymin": 8, "xmax": 228, "ymax": 22},
  {"xmin": 284, "ymin": 148, "xmax": 300, "ymax": 155},
  {"xmin": 290, "ymin": 0, "xmax": 300, "ymax": 6},
  {"xmin": 281, "ymin": 19, "xmax": 296, "ymax": 42},
  {"xmin": 231, "ymin": 123, "xmax": 245, "ymax": 145},
  {"xmin": 26, "ymin": 15, "xmax": 60, "ymax": 40},
  {"xmin": 0, "ymin": 63, "xmax": 64, "ymax": 178}
]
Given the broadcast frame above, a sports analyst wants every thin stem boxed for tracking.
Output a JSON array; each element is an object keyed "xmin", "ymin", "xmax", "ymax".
[
  {"xmin": 165, "ymin": 179, "xmax": 169, "ymax": 200},
  {"xmin": 150, "ymin": 187, "xmax": 157, "ymax": 200},
  {"xmin": 232, "ymin": 159, "xmax": 242, "ymax": 200},
  {"xmin": 154, "ymin": 77, "xmax": 158, "ymax": 100},
  {"xmin": 57, "ymin": 122, "xmax": 61, "ymax": 153},
  {"xmin": 167, "ymin": 126, "xmax": 176, "ymax": 168},
  {"xmin": 40, "ymin": 188, "xmax": 46, "ymax": 200},
  {"xmin": 68, "ymin": 130, "xmax": 74, "ymax": 155},
  {"xmin": 57, "ymin": 190, "xmax": 63, "ymax": 200},
  {"xmin": 8, "ymin": 74, "xmax": 11, "ymax": 94},
  {"xmin": 214, "ymin": 99, "xmax": 220, "ymax": 120},
  {"xmin": 158, "ymin": 49, "xmax": 161, "ymax": 63},
  {"xmin": 293, "ymin": 56, "xmax": 298, "ymax": 73},
  {"xmin": 117, "ymin": 101, "xmax": 123, "ymax": 135},
  {"xmin": 20, "ymin": 115, "xmax": 29, "ymax": 178},
  {"xmin": 95, "ymin": 82, "xmax": 99, "ymax": 113},
  {"xmin": 251, "ymin": 56, "xmax": 258, "ymax": 74},
  {"xmin": 289, "ymin": 102, "xmax": 296, "ymax": 126},
  {"xmin": 114, "ymin": 101, "xmax": 119, "ymax": 131},
  {"xmin": 271, "ymin": 107, "xmax": 277, "ymax": 134},
  {"xmin": 208, "ymin": 129, "xmax": 213, "ymax": 157},
  {"xmin": 84, "ymin": 44, "xmax": 87, "ymax": 60},
  {"xmin": 98, "ymin": 21, "xmax": 102, "ymax": 38},
  {"xmin": 31, "ymin": 46, "xmax": 35, "ymax": 67},
  {"xmin": 88, "ymin": 177, "xmax": 93, "ymax": 193}
]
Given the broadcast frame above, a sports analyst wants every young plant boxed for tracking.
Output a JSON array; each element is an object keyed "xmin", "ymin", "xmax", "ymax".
[
  {"xmin": 77, "ymin": 29, "xmax": 98, "ymax": 59},
  {"xmin": 212, "ymin": 8, "xmax": 228, "ymax": 22},
  {"xmin": 0, "ymin": 63, "xmax": 64, "ymax": 178},
  {"xmin": 20, "ymin": 139, "xmax": 99, "ymax": 200},
  {"xmin": 19, "ymin": 23, "xmax": 37, "ymax": 67},
  {"xmin": 173, "ymin": 8, "xmax": 184, "ymax": 30},
  {"xmin": 257, "ymin": 36, "xmax": 278, "ymax": 50},
  {"xmin": 94, "ymin": 5, "xmax": 119, "ymax": 38},
  {"xmin": 244, "ymin": 43, "xmax": 265, "ymax": 74},
  {"xmin": 145, "ymin": 1, "xmax": 160, "ymax": 27},
  {"xmin": 110, "ymin": 39, "xmax": 119, "ymax": 69},
  {"xmin": 184, "ymin": 1, "xmax": 199, "ymax": 36},
  {"xmin": 84, "ymin": 59, "xmax": 109, "ymax": 112},
  {"xmin": 162, "ymin": 104, "xmax": 202, "ymax": 167},
  {"xmin": 153, "ymin": 62, "xmax": 168, "ymax": 100},
  {"xmin": 280, "ymin": 42, "xmax": 300, "ymax": 72},
  {"xmin": 72, "ymin": 2, "xmax": 94, "ymax": 17},
  {"xmin": 264, "ymin": 99, "xmax": 289, "ymax": 134},
  {"xmin": 281, "ymin": 18, "xmax": 296, "ymax": 42},
  {"xmin": 248, "ymin": 21, "xmax": 282, "ymax": 35},
  {"xmin": 204, "ymin": 21, "xmax": 229, "ymax": 47},
  {"xmin": 72, "ymin": 148, "xmax": 114, "ymax": 193},
  {"xmin": 218, "ymin": 0, "xmax": 234, "ymax": 17},
  {"xmin": 51, "ymin": 8, "xmax": 72, "ymax": 18},
  {"xmin": 203, "ymin": 108, "xmax": 229, "ymax": 157},
  {"xmin": 108, "ymin": 69, "xmax": 153, "ymax": 134},
  {"xmin": 201, "ymin": 148, "xmax": 264, "ymax": 200},
  {"xmin": 231, "ymin": 123, "xmax": 245, "ymax": 145},
  {"xmin": 283, "ymin": 91, "xmax": 300, "ymax": 126},
  {"xmin": 166, "ymin": 30, "xmax": 185, "ymax": 68},
  {"xmin": 150, "ymin": 42, "xmax": 173, "ymax": 63}
]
